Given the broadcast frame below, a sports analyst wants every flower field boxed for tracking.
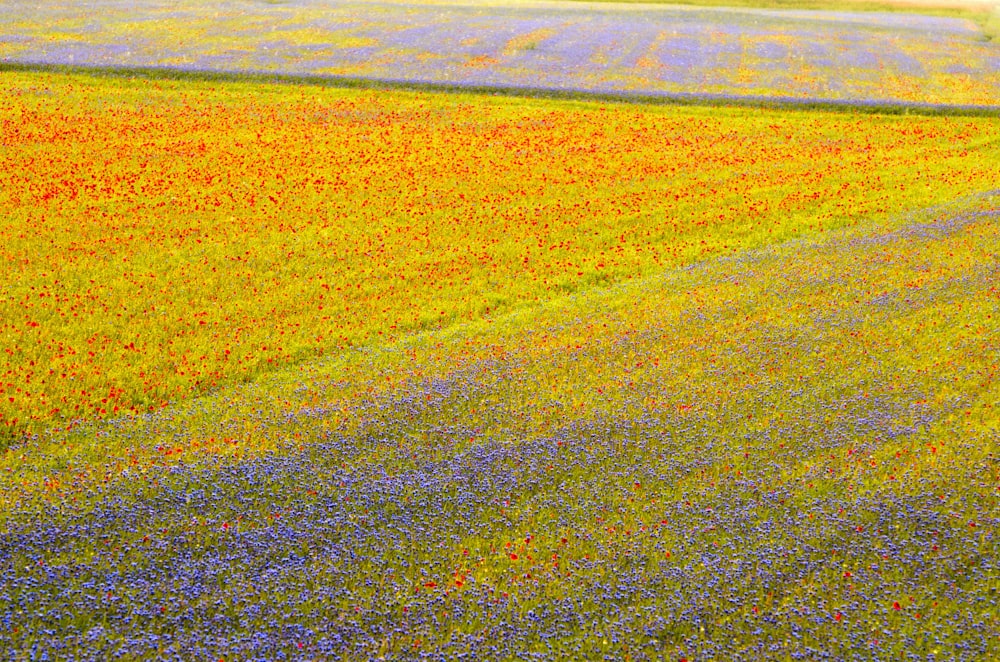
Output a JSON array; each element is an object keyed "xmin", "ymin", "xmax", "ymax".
[
  {"xmin": 1, "ymin": 159, "xmax": 998, "ymax": 657},
  {"xmin": 1, "ymin": 66, "xmax": 999, "ymax": 659},
  {"xmin": 3, "ymin": 1, "xmax": 1000, "ymax": 658},
  {"xmin": 3, "ymin": 0, "xmax": 1000, "ymax": 107},
  {"xmin": 3, "ymin": 70, "xmax": 1000, "ymax": 443}
]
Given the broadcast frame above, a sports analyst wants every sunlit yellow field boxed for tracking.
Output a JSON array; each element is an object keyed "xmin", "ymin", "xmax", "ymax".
[{"xmin": 3, "ymin": 70, "xmax": 1000, "ymax": 441}]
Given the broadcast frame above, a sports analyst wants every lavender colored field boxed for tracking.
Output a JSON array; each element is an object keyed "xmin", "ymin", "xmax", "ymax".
[{"xmin": 3, "ymin": 0, "xmax": 1000, "ymax": 106}]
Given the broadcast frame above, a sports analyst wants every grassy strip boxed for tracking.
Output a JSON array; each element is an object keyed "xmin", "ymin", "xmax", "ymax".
[
  {"xmin": 561, "ymin": 0, "xmax": 1000, "ymax": 41},
  {"xmin": 561, "ymin": 0, "xmax": 993, "ymax": 20},
  {"xmin": 3, "ymin": 61, "xmax": 1000, "ymax": 117}
]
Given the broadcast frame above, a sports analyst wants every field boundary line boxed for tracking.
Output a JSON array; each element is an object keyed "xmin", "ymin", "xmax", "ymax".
[{"xmin": 4, "ymin": 61, "xmax": 1000, "ymax": 117}]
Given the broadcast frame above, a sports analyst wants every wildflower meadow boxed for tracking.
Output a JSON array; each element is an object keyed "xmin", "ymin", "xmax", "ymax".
[
  {"xmin": 1, "ymin": 0, "xmax": 998, "ymax": 659},
  {"xmin": 3, "ymin": 0, "xmax": 1000, "ymax": 107}
]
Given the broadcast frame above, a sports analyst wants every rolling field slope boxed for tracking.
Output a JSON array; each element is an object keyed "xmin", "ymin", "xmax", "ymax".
[
  {"xmin": 2, "ymin": 0, "xmax": 999, "ymax": 654},
  {"xmin": 1, "ymin": 184, "xmax": 997, "ymax": 658},
  {"xmin": 3, "ymin": 70, "xmax": 1000, "ymax": 442},
  {"xmin": 3, "ymin": 0, "xmax": 1000, "ymax": 107},
  {"xmin": 0, "ymin": 66, "xmax": 997, "ymax": 659}
]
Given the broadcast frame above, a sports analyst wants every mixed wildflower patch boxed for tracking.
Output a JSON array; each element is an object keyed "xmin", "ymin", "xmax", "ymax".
[
  {"xmin": 3, "ymin": 70, "xmax": 1000, "ymax": 441},
  {"xmin": 1, "ymin": 185, "xmax": 997, "ymax": 658},
  {"xmin": 1, "ymin": 5, "xmax": 999, "ymax": 652},
  {"xmin": 2, "ymin": 0, "xmax": 999, "ymax": 107}
]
